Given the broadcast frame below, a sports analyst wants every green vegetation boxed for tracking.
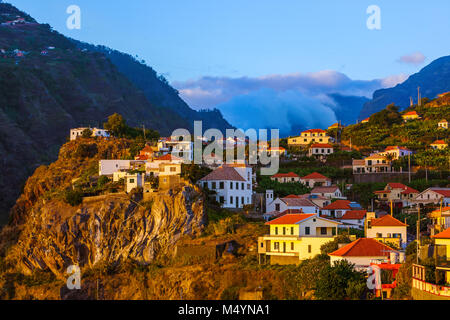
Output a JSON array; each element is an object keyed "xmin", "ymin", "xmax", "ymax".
[
  {"xmin": 64, "ymin": 189, "xmax": 83, "ymax": 206},
  {"xmin": 104, "ymin": 113, "xmax": 159, "ymax": 141}
]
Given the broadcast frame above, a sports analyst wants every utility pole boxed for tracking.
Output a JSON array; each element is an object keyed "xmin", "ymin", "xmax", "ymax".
[
  {"xmin": 417, "ymin": 87, "xmax": 421, "ymax": 106},
  {"xmin": 143, "ymin": 124, "xmax": 146, "ymax": 141},
  {"xmin": 416, "ymin": 206, "xmax": 420, "ymax": 265},
  {"xmin": 408, "ymin": 154, "xmax": 411, "ymax": 183}
]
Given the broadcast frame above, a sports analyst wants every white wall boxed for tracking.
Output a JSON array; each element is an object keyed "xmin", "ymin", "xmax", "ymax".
[{"xmin": 99, "ymin": 160, "xmax": 131, "ymax": 176}]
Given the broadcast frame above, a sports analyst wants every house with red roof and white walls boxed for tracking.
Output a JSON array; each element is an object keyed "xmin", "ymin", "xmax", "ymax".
[
  {"xmin": 308, "ymin": 143, "xmax": 334, "ymax": 161},
  {"xmin": 365, "ymin": 212, "xmax": 408, "ymax": 249},
  {"xmin": 198, "ymin": 164, "xmax": 252, "ymax": 209},
  {"xmin": 337, "ymin": 210, "xmax": 367, "ymax": 230},
  {"xmin": 258, "ymin": 213, "xmax": 341, "ymax": 264},
  {"xmin": 299, "ymin": 172, "xmax": 332, "ymax": 187},
  {"xmin": 374, "ymin": 183, "xmax": 419, "ymax": 207},
  {"xmin": 265, "ymin": 192, "xmax": 319, "ymax": 214},
  {"xmin": 320, "ymin": 200, "xmax": 362, "ymax": 218},
  {"xmin": 329, "ymin": 238, "xmax": 401, "ymax": 271},
  {"xmin": 270, "ymin": 172, "xmax": 300, "ymax": 183},
  {"xmin": 414, "ymin": 187, "xmax": 450, "ymax": 207}
]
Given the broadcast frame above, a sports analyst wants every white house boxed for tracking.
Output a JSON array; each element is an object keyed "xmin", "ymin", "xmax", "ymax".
[
  {"xmin": 415, "ymin": 188, "xmax": 450, "ymax": 206},
  {"xmin": 308, "ymin": 143, "xmax": 334, "ymax": 160},
  {"xmin": 270, "ymin": 172, "xmax": 300, "ymax": 183},
  {"xmin": 438, "ymin": 119, "xmax": 448, "ymax": 129},
  {"xmin": 157, "ymin": 136, "xmax": 194, "ymax": 161},
  {"xmin": 199, "ymin": 164, "xmax": 252, "ymax": 209},
  {"xmin": 311, "ymin": 186, "xmax": 345, "ymax": 199},
  {"xmin": 329, "ymin": 238, "xmax": 399, "ymax": 271},
  {"xmin": 266, "ymin": 194, "xmax": 319, "ymax": 214},
  {"xmin": 99, "ymin": 160, "xmax": 131, "ymax": 176},
  {"xmin": 299, "ymin": 172, "xmax": 332, "ymax": 187},
  {"xmin": 70, "ymin": 127, "xmax": 110, "ymax": 140},
  {"xmin": 366, "ymin": 213, "xmax": 408, "ymax": 249}
]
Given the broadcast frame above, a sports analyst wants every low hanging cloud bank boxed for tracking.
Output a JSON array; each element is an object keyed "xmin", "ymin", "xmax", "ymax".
[
  {"xmin": 173, "ymin": 70, "xmax": 408, "ymax": 136},
  {"xmin": 216, "ymin": 89, "xmax": 337, "ymax": 137}
]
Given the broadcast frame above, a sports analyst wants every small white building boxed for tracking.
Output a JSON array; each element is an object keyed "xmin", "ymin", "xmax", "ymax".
[
  {"xmin": 70, "ymin": 127, "xmax": 110, "ymax": 140},
  {"xmin": 438, "ymin": 119, "xmax": 448, "ymax": 129},
  {"xmin": 415, "ymin": 188, "xmax": 450, "ymax": 206},
  {"xmin": 337, "ymin": 210, "xmax": 367, "ymax": 230},
  {"xmin": 299, "ymin": 172, "xmax": 332, "ymax": 188},
  {"xmin": 99, "ymin": 160, "xmax": 131, "ymax": 176},
  {"xmin": 198, "ymin": 164, "xmax": 253, "ymax": 209},
  {"xmin": 266, "ymin": 194, "xmax": 319, "ymax": 214},
  {"xmin": 270, "ymin": 172, "xmax": 300, "ymax": 183},
  {"xmin": 125, "ymin": 173, "xmax": 144, "ymax": 193},
  {"xmin": 308, "ymin": 143, "xmax": 334, "ymax": 160},
  {"xmin": 379, "ymin": 146, "xmax": 413, "ymax": 160},
  {"xmin": 366, "ymin": 213, "xmax": 408, "ymax": 249}
]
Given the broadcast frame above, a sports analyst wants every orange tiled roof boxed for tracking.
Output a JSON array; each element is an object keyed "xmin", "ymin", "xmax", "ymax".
[
  {"xmin": 329, "ymin": 238, "xmax": 398, "ymax": 257},
  {"xmin": 370, "ymin": 214, "xmax": 407, "ymax": 227},
  {"xmin": 271, "ymin": 172, "xmax": 299, "ymax": 178},
  {"xmin": 432, "ymin": 228, "xmax": 450, "ymax": 239},
  {"xmin": 284, "ymin": 194, "xmax": 302, "ymax": 198},
  {"xmin": 432, "ymin": 140, "xmax": 447, "ymax": 145},
  {"xmin": 310, "ymin": 143, "xmax": 333, "ymax": 148},
  {"xmin": 433, "ymin": 188, "xmax": 450, "ymax": 197},
  {"xmin": 154, "ymin": 154, "xmax": 183, "ymax": 161},
  {"xmin": 265, "ymin": 214, "xmax": 315, "ymax": 225},
  {"xmin": 340, "ymin": 210, "xmax": 367, "ymax": 220},
  {"xmin": 302, "ymin": 129, "xmax": 326, "ymax": 134},
  {"xmin": 301, "ymin": 172, "xmax": 330, "ymax": 180},
  {"xmin": 322, "ymin": 200, "xmax": 351, "ymax": 210},
  {"xmin": 403, "ymin": 111, "xmax": 419, "ymax": 116}
]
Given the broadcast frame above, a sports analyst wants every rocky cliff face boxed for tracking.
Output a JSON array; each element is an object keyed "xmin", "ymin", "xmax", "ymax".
[{"xmin": 0, "ymin": 138, "xmax": 205, "ymax": 280}]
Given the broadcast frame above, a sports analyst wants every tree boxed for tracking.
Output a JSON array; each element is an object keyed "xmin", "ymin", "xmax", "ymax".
[
  {"xmin": 315, "ymin": 260, "xmax": 366, "ymax": 300},
  {"xmin": 320, "ymin": 235, "xmax": 352, "ymax": 255},
  {"xmin": 104, "ymin": 113, "xmax": 126, "ymax": 137}
]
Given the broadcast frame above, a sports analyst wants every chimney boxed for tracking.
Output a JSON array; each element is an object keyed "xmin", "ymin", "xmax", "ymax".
[{"xmin": 265, "ymin": 190, "xmax": 274, "ymax": 213}]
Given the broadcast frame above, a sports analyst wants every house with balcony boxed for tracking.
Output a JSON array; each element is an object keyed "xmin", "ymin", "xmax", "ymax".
[
  {"xmin": 157, "ymin": 136, "xmax": 194, "ymax": 161},
  {"xmin": 365, "ymin": 213, "xmax": 408, "ymax": 249},
  {"xmin": 373, "ymin": 182, "xmax": 419, "ymax": 207},
  {"xmin": 258, "ymin": 213, "xmax": 341, "ymax": 265},
  {"xmin": 299, "ymin": 172, "xmax": 332, "ymax": 187},
  {"xmin": 352, "ymin": 153, "xmax": 392, "ymax": 174},
  {"xmin": 288, "ymin": 129, "xmax": 332, "ymax": 147}
]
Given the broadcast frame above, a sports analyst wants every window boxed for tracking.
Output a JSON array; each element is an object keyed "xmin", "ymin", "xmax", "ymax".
[
  {"xmin": 170, "ymin": 167, "xmax": 176, "ymax": 172},
  {"xmin": 308, "ymin": 245, "xmax": 312, "ymax": 253},
  {"xmin": 241, "ymin": 197, "xmax": 244, "ymax": 205},
  {"xmin": 219, "ymin": 196, "xmax": 224, "ymax": 204},
  {"xmin": 275, "ymin": 227, "xmax": 278, "ymax": 235},
  {"xmin": 275, "ymin": 203, "xmax": 280, "ymax": 211},
  {"xmin": 305, "ymin": 227, "xmax": 310, "ymax": 235},
  {"xmin": 129, "ymin": 179, "xmax": 134, "ymax": 183},
  {"xmin": 291, "ymin": 227, "xmax": 294, "ymax": 235},
  {"xmin": 376, "ymin": 233, "xmax": 382, "ymax": 238},
  {"xmin": 211, "ymin": 182, "xmax": 216, "ymax": 189},
  {"xmin": 283, "ymin": 227, "xmax": 286, "ymax": 235},
  {"xmin": 230, "ymin": 196, "xmax": 233, "ymax": 204},
  {"xmin": 219, "ymin": 182, "xmax": 224, "ymax": 189},
  {"xmin": 236, "ymin": 182, "xmax": 239, "ymax": 190},
  {"xmin": 274, "ymin": 242, "xmax": 279, "ymax": 250},
  {"xmin": 241, "ymin": 183, "xmax": 244, "ymax": 190},
  {"xmin": 320, "ymin": 227, "xmax": 327, "ymax": 235},
  {"xmin": 247, "ymin": 184, "xmax": 251, "ymax": 190},
  {"xmin": 260, "ymin": 242, "xmax": 263, "ymax": 248},
  {"xmin": 291, "ymin": 242, "xmax": 294, "ymax": 250}
]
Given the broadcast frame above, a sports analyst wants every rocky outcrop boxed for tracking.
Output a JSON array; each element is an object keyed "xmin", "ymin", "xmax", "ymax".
[{"xmin": 8, "ymin": 185, "xmax": 205, "ymax": 279}]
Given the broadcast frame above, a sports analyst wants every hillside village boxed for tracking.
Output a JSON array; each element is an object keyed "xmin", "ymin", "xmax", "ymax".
[{"xmin": 58, "ymin": 91, "xmax": 450, "ymax": 300}]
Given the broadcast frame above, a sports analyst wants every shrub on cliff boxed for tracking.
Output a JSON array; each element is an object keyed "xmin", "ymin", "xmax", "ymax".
[{"xmin": 64, "ymin": 189, "xmax": 83, "ymax": 206}]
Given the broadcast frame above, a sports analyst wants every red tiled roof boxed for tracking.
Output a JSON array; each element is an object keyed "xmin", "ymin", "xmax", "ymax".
[
  {"xmin": 370, "ymin": 215, "xmax": 407, "ymax": 227},
  {"xmin": 271, "ymin": 172, "xmax": 299, "ymax": 178},
  {"xmin": 433, "ymin": 189, "xmax": 450, "ymax": 197},
  {"xmin": 310, "ymin": 143, "xmax": 333, "ymax": 148},
  {"xmin": 432, "ymin": 228, "xmax": 450, "ymax": 239},
  {"xmin": 301, "ymin": 172, "xmax": 330, "ymax": 180},
  {"xmin": 154, "ymin": 154, "xmax": 183, "ymax": 161},
  {"xmin": 400, "ymin": 186, "xmax": 419, "ymax": 194},
  {"xmin": 265, "ymin": 214, "xmax": 315, "ymax": 225},
  {"xmin": 281, "ymin": 197, "xmax": 317, "ymax": 208},
  {"xmin": 322, "ymin": 200, "xmax": 351, "ymax": 210},
  {"xmin": 432, "ymin": 140, "xmax": 446, "ymax": 145},
  {"xmin": 374, "ymin": 190, "xmax": 390, "ymax": 194},
  {"xmin": 200, "ymin": 166, "xmax": 245, "ymax": 181},
  {"xmin": 340, "ymin": 210, "xmax": 367, "ymax": 220},
  {"xmin": 329, "ymin": 238, "xmax": 398, "ymax": 257},
  {"xmin": 284, "ymin": 194, "xmax": 302, "ymax": 198},
  {"xmin": 311, "ymin": 186, "xmax": 339, "ymax": 194},
  {"xmin": 302, "ymin": 129, "xmax": 326, "ymax": 133},
  {"xmin": 385, "ymin": 146, "xmax": 411, "ymax": 152},
  {"xmin": 403, "ymin": 111, "xmax": 419, "ymax": 116}
]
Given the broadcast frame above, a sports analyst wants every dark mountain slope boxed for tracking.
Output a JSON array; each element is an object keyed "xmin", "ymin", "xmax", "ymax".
[
  {"xmin": 360, "ymin": 55, "xmax": 450, "ymax": 119},
  {"xmin": 326, "ymin": 93, "xmax": 370, "ymax": 125},
  {"xmin": 74, "ymin": 42, "xmax": 233, "ymax": 132}
]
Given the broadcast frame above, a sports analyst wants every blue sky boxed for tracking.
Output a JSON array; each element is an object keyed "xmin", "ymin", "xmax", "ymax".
[{"xmin": 7, "ymin": 0, "xmax": 449, "ymax": 133}]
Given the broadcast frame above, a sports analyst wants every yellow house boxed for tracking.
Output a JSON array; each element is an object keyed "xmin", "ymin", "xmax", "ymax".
[
  {"xmin": 365, "ymin": 213, "xmax": 408, "ymax": 249},
  {"xmin": 438, "ymin": 119, "xmax": 448, "ymax": 130},
  {"xmin": 428, "ymin": 207, "xmax": 450, "ymax": 236},
  {"xmin": 288, "ymin": 129, "xmax": 331, "ymax": 147},
  {"xmin": 430, "ymin": 140, "xmax": 448, "ymax": 150},
  {"xmin": 258, "ymin": 214, "xmax": 340, "ymax": 265},
  {"xmin": 432, "ymin": 228, "xmax": 450, "ymax": 284},
  {"xmin": 402, "ymin": 111, "xmax": 421, "ymax": 121},
  {"xmin": 361, "ymin": 117, "xmax": 370, "ymax": 124}
]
